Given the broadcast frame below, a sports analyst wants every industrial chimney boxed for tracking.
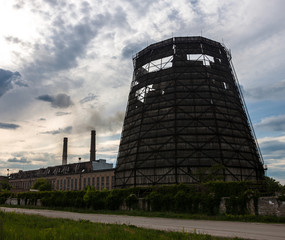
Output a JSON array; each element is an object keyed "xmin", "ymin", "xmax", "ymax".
[
  {"xmin": 62, "ymin": 137, "xmax": 68, "ymax": 165},
  {"xmin": 90, "ymin": 130, "xmax": 96, "ymax": 162}
]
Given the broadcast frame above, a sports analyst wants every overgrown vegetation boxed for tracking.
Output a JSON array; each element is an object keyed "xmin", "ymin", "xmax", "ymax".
[
  {"xmin": 0, "ymin": 179, "xmax": 11, "ymax": 191},
  {"xmin": 0, "ymin": 211, "xmax": 243, "ymax": 240},
  {"xmin": 1, "ymin": 179, "xmax": 284, "ymax": 218},
  {"xmin": 31, "ymin": 178, "xmax": 52, "ymax": 191}
]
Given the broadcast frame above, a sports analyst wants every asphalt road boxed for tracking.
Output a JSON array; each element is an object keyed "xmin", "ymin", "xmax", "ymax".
[{"xmin": 1, "ymin": 207, "xmax": 285, "ymax": 240}]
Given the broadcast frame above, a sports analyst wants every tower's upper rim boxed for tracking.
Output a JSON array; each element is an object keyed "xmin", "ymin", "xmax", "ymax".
[{"xmin": 134, "ymin": 36, "xmax": 224, "ymax": 60}]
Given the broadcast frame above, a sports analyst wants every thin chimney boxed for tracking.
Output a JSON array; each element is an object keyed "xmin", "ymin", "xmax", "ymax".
[
  {"xmin": 62, "ymin": 137, "xmax": 68, "ymax": 165},
  {"xmin": 90, "ymin": 130, "xmax": 96, "ymax": 161}
]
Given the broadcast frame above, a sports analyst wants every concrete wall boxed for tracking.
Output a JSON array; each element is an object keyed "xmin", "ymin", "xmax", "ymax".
[
  {"xmin": 258, "ymin": 197, "xmax": 285, "ymax": 217},
  {"xmin": 218, "ymin": 197, "xmax": 285, "ymax": 217}
]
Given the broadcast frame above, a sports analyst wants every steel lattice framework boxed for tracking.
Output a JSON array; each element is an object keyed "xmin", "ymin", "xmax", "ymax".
[{"xmin": 115, "ymin": 37, "xmax": 264, "ymax": 188}]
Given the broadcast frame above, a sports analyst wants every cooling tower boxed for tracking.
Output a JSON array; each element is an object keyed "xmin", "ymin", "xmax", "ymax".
[{"xmin": 115, "ymin": 36, "xmax": 264, "ymax": 188}]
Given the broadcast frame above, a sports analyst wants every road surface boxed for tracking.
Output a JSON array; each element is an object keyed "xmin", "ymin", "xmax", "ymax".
[{"xmin": 1, "ymin": 207, "xmax": 284, "ymax": 240}]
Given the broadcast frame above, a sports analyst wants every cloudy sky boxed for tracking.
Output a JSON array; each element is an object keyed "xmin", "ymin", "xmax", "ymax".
[{"xmin": 1, "ymin": 0, "xmax": 285, "ymax": 184}]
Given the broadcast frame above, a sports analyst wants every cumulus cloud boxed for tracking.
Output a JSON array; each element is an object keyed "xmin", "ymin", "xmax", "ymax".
[
  {"xmin": 258, "ymin": 136, "xmax": 285, "ymax": 183},
  {"xmin": 8, "ymin": 157, "xmax": 30, "ymax": 163},
  {"xmin": 245, "ymin": 80, "xmax": 285, "ymax": 100},
  {"xmin": 42, "ymin": 126, "xmax": 72, "ymax": 135},
  {"xmin": 5, "ymin": 36, "xmax": 31, "ymax": 48},
  {"xmin": 0, "ymin": 122, "xmax": 20, "ymax": 130},
  {"xmin": 0, "ymin": 69, "xmax": 26, "ymax": 97},
  {"xmin": 36, "ymin": 93, "xmax": 73, "ymax": 108},
  {"xmin": 80, "ymin": 93, "xmax": 97, "ymax": 104},
  {"xmin": 255, "ymin": 115, "xmax": 285, "ymax": 132}
]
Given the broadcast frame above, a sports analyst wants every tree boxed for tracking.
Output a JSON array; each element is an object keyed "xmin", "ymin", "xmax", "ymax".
[
  {"xmin": 263, "ymin": 176, "xmax": 283, "ymax": 195},
  {"xmin": 32, "ymin": 178, "xmax": 52, "ymax": 191},
  {"xmin": 0, "ymin": 179, "xmax": 11, "ymax": 191}
]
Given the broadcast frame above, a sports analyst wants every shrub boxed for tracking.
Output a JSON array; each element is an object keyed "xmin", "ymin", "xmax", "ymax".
[
  {"xmin": 32, "ymin": 178, "xmax": 52, "ymax": 191},
  {"xmin": 147, "ymin": 191, "xmax": 163, "ymax": 211},
  {"xmin": 83, "ymin": 188, "xmax": 109, "ymax": 210},
  {"xmin": 106, "ymin": 189, "xmax": 126, "ymax": 210},
  {"xmin": 125, "ymin": 194, "xmax": 139, "ymax": 210}
]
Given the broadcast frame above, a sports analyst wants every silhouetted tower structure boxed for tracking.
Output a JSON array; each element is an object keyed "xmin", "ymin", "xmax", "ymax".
[
  {"xmin": 115, "ymin": 37, "xmax": 264, "ymax": 188},
  {"xmin": 62, "ymin": 137, "xmax": 68, "ymax": 165},
  {"xmin": 90, "ymin": 130, "xmax": 96, "ymax": 161}
]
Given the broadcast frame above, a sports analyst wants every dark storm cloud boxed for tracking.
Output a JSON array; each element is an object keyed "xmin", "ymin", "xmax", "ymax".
[
  {"xmin": 23, "ymin": 11, "xmax": 108, "ymax": 81},
  {"xmin": 37, "ymin": 94, "xmax": 54, "ymax": 102},
  {"xmin": 256, "ymin": 115, "xmax": 285, "ymax": 132},
  {"xmin": 55, "ymin": 112, "xmax": 71, "ymax": 116},
  {"xmin": 42, "ymin": 126, "xmax": 72, "ymax": 135},
  {"xmin": 121, "ymin": 41, "xmax": 149, "ymax": 59},
  {"xmin": 0, "ymin": 122, "xmax": 20, "ymax": 130},
  {"xmin": 0, "ymin": 69, "xmax": 25, "ymax": 97},
  {"xmin": 79, "ymin": 93, "xmax": 97, "ymax": 104},
  {"xmin": 8, "ymin": 157, "xmax": 30, "ymax": 163},
  {"xmin": 245, "ymin": 80, "xmax": 285, "ymax": 100},
  {"xmin": 36, "ymin": 93, "xmax": 73, "ymax": 108}
]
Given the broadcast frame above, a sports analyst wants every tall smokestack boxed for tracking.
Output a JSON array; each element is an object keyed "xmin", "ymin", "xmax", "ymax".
[
  {"xmin": 90, "ymin": 130, "xmax": 96, "ymax": 161},
  {"xmin": 62, "ymin": 137, "xmax": 68, "ymax": 165}
]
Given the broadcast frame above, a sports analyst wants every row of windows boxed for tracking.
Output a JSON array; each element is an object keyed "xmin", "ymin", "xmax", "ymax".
[
  {"xmin": 11, "ymin": 175, "xmax": 115, "ymax": 191},
  {"xmin": 55, "ymin": 175, "xmax": 114, "ymax": 191}
]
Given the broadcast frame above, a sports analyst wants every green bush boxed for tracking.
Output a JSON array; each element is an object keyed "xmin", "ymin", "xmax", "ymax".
[
  {"xmin": 147, "ymin": 191, "xmax": 163, "ymax": 211},
  {"xmin": 83, "ymin": 189, "xmax": 109, "ymax": 210},
  {"xmin": 125, "ymin": 194, "xmax": 139, "ymax": 210},
  {"xmin": 0, "ymin": 192, "xmax": 12, "ymax": 204},
  {"xmin": 106, "ymin": 189, "xmax": 126, "ymax": 210},
  {"xmin": 32, "ymin": 178, "xmax": 52, "ymax": 191},
  {"xmin": 0, "ymin": 179, "xmax": 11, "ymax": 191}
]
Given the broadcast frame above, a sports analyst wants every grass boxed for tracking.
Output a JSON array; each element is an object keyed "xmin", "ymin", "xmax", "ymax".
[
  {"xmin": 0, "ymin": 211, "xmax": 243, "ymax": 240},
  {"xmin": 1, "ymin": 204, "xmax": 285, "ymax": 224}
]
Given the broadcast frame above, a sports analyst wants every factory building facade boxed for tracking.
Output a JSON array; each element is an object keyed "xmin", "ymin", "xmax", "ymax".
[
  {"xmin": 9, "ymin": 160, "xmax": 114, "ymax": 192},
  {"xmin": 9, "ymin": 130, "xmax": 115, "ymax": 192}
]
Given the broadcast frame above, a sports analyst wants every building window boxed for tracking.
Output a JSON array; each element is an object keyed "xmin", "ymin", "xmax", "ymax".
[
  {"xmin": 83, "ymin": 178, "xmax": 86, "ymax": 189},
  {"xmin": 106, "ymin": 176, "xmax": 110, "ymax": 190},
  {"xmin": 79, "ymin": 178, "xmax": 81, "ymax": 190},
  {"xmin": 101, "ymin": 176, "xmax": 104, "ymax": 190},
  {"xmin": 71, "ymin": 179, "xmax": 73, "ymax": 190},
  {"xmin": 88, "ymin": 177, "xmax": 90, "ymax": 186},
  {"xmin": 67, "ymin": 179, "xmax": 70, "ymax": 190},
  {"xmin": 60, "ymin": 179, "xmax": 63, "ymax": 190},
  {"xmin": 64, "ymin": 179, "xmax": 66, "ymax": 190},
  {"xmin": 96, "ymin": 177, "xmax": 99, "ymax": 190},
  {"xmin": 75, "ymin": 179, "xmax": 77, "ymax": 190},
  {"xmin": 92, "ymin": 177, "xmax": 95, "ymax": 186},
  {"xmin": 111, "ymin": 176, "xmax": 114, "ymax": 188}
]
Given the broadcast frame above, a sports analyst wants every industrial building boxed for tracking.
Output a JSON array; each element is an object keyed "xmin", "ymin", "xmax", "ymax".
[
  {"xmin": 9, "ymin": 130, "xmax": 115, "ymax": 192},
  {"xmin": 115, "ymin": 36, "xmax": 265, "ymax": 188}
]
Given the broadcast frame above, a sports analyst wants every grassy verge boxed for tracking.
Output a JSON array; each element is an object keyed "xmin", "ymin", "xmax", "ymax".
[
  {"xmin": 0, "ymin": 211, "xmax": 242, "ymax": 240},
  {"xmin": 2, "ymin": 204, "xmax": 285, "ymax": 224}
]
